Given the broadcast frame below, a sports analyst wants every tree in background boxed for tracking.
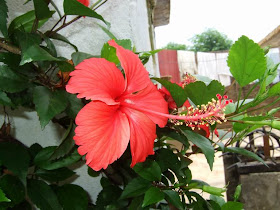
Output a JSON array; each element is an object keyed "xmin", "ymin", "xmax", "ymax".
[
  {"xmin": 165, "ymin": 42, "xmax": 187, "ymax": 50},
  {"xmin": 187, "ymin": 28, "xmax": 233, "ymax": 52}
]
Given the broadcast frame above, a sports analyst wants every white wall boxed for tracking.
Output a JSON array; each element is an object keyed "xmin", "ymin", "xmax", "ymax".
[{"xmin": 1, "ymin": 0, "xmax": 158, "ymax": 202}]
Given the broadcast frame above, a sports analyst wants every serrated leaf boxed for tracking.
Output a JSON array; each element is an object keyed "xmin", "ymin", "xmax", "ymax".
[
  {"xmin": 0, "ymin": 188, "xmax": 10, "ymax": 202},
  {"xmin": 227, "ymin": 35, "xmax": 266, "ymax": 87},
  {"xmin": 33, "ymin": 86, "xmax": 68, "ymax": 129},
  {"xmin": 268, "ymin": 82, "xmax": 280, "ymax": 97},
  {"xmin": 56, "ymin": 184, "xmax": 88, "ymax": 210},
  {"xmin": 116, "ymin": 39, "xmax": 132, "ymax": 50},
  {"xmin": 210, "ymin": 195, "xmax": 226, "ymax": 207},
  {"xmin": 152, "ymin": 78, "xmax": 188, "ymax": 107},
  {"xmin": 57, "ymin": 60, "xmax": 75, "ymax": 72},
  {"xmin": 224, "ymin": 147, "xmax": 266, "ymax": 165},
  {"xmin": 35, "ymin": 167, "xmax": 75, "ymax": 182},
  {"xmin": 0, "ymin": 91, "xmax": 14, "ymax": 107},
  {"xmin": 33, "ymin": 0, "xmax": 53, "ymax": 20},
  {"xmin": 65, "ymin": 93, "xmax": 83, "ymax": 119},
  {"xmin": 133, "ymin": 160, "xmax": 162, "ymax": 181},
  {"xmin": 63, "ymin": 0, "xmax": 107, "ymax": 25},
  {"xmin": 142, "ymin": 187, "xmax": 164, "ymax": 207},
  {"xmin": 27, "ymin": 179, "xmax": 61, "ymax": 210},
  {"xmin": 181, "ymin": 129, "xmax": 214, "ymax": 170},
  {"xmin": 0, "ymin": 52, "xmax": 21, "ymax": 69},
  {"xmin": 8, "ymin": 10, "xmax": 51, "ymax": 34},
  {"xmin": 0, "ymin": 0, "xmax": 8, "ymax": 37},
  {"xmin": 164, "ymin": 190, "xmax": 184, "ymax": 210},
  {"xmin": 120, "ymin": 177, "xmax": 151, "ymax": 199},
  {"xmin": 71, "ymin": 52, "xmax": 95, "ymax": 66},
  {"xmin": 0, "ymin": 142, "xmax": 30, "ymax": 185},
  {"xmin": 15, "ymin": 31, "xmax": 60, "ymax": 65},
  {"xmin": 49, "ymin": 123, "xmax": 75, "ymax": 160},
  {"xmin": 34, "ymin": 146, "xmax": 81, "ymax": 170},
  {"xmin": 184, "ymin": 80, "xmax": 224, "ymax": 105},
  {"xmin": 156, "ymin": 148, "xmax": 181, "ymax": 173},
  {"xmin": 49, "ymin": 32, "xmax": 78, "ymax": 52},
  {"xmin": 221, "ymin": 201, "xmax": 243, "ymax": 210},
  {"xmin": 88, "ymin": 167, "xmax": 101, "ymax": 177},
  {"xmin": 0, "ymin": 65, "xmax": 29, "ymax": 93},
  {"xmin": 101, "ymin": 43, "xmax": 119, "ymax": 64},
  {"xmin": 0, "ymin": 175, "xmax": 25, "ymax": 208}
]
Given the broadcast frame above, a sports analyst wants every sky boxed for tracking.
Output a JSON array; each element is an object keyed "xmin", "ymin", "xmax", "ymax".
[{"xmin": 155, "ymin": 0, "xmax": 280, "ymax": 48}]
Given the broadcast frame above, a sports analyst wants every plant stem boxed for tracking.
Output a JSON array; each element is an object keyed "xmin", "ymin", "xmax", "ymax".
[{"xmin": 0, "ymin": 38, "xmax": 21, "ymax": 54}]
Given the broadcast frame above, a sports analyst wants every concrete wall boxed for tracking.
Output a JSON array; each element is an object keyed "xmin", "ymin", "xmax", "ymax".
[{"xmin": 1, "ymin": 0, "xmax": 158, "ymax": 202}]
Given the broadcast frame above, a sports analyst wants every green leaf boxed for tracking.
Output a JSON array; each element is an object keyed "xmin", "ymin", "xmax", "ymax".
[
  {"xmin": 0, "ymin": 91, "xmax": 14, "ymax": 107},
  {"xmin": 181, "ymin": 129, "xmax": 214, "ymax": 170},
  {"xmin": 27, "ymin": 179, "xmax": 61, "ymax": 210},
  {"xmin": 0, "ymin": 52, "xmax": 21, "ymax": 69},
  {"xmin": 0, "ymin": 0, "xmax": 8, "ymax": 37},
  {"xmin": 35, "ymin": 167, "xmax": 75, "ymax": 182},
  {"xmin": 221, "ymin": 201, "xmax": 243, "ymax": 210},
  {"xmin": 49, "ymin": 123, "xmax": 75, "ymax": 160},
  {"xmin": 142, "ymin": 187, "xmax": 164, "ymax": 207},
  {"xmin": 63, "ymin": 0, "xmax": 107, "ymax": 24},
  {"xmin": 184, "ymin": 80, "xmax": 224, "ymax": 105},
  {"xmin": 152, "ymin": 78, "xmax": 188, "ymax": 107},
  {"xmin": 101, "ymin": 43, "xmax": 119, "ymax": 64},
  {"xmin": 33, "ymin": 86, "xmax": 68, "ymax": 129},
  {"xmin": 120, "ymin": 177, "xmax": 151, "ymax": 199},
  {"xmin": 202, "ymin": 185, "xmax": 226, "ymax": 196},
  {"xmin": 8, "ymin": 10, "xmax": 51, "ymax": 34},
  {"xmin": 210, "ymin": 195, "xmax": 226, "ymax": 207},
  {"xmin": 57, "ymin": 60, "xmax": 75, "ymax": 72},
  {"xmin": 0, "ymin": 142, "xmax": 30, "ymax": 185},
  {"xmin": 227, "ymin": 35, "xmax": 266, "ymax": 87},
  {"xmin": 88, "ymin": 167, "xmax": 101, "ymax": 177},
  {"xmin": 33, "ymin": 0, "xmax": 53, "ymax": 20},
  {"xmin": 133, "ymin": 160, "xmax": 162, "ymax": 181},
  {"xmin": 268, "ymin": 82, "xmax": 280, "ymax": 97},
  {"xmin": 0, "ymin": 188, "xmax": 10, "ymax": 203},
  {"xmin": 155, "ymin": 148, "xmax": 181, "ymax": 173},
  {"xmin": 34, "ymin": 146, "xmax": 81, "ymax": 170},
  {"xmin": 97, "ymin": 23, "xmax": 117, "ymax": 40},
  {"xmin": 164, "ymin": 190, "xmax": 184, "ymax": 210},
  {"xmin": 71, "ymin": 52, "xmax": 95, "ymax": 66},
  {"xmin": 224, "ymin": 147, "xmax": 266, "ymax": 165},
  {"xmin": 0, "ymin": 175, "xmax": 25, "ymax": 208},
  {"xmin": 56, "ymin": 184, "xmax": 88, "ymax": 210},
  {"xmin": 233, "ymin": 184, "xmax": 242, "ymax": 202},
  {"xmin": 0, "ymin": 65, "xmax": 29, "ymax": 93},
  {"xmin": 65, "ymin": 93, "xmax": 83, "ymax": 119},
  {"xmin": 49, "ymin": 32, "xmax": 78, "ymax": 52},
  {"xmin": 15, "ymin": 31, "xmax": 60, "ymax": 65},
  {"xmin": 116, "ymin": 39, "xmax": 132, "ymax": 50}
]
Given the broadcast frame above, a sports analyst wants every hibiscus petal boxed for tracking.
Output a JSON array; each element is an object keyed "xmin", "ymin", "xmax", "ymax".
[
  {"xmin": 121, "ymin": 107, "xmax": 156, "ymax": 167},
  {"xmin": 66, "ymin": 58, "xmax": 125, "ymax": 105},
  {"xmin": 108, "ymin": 40, "xmax": 151, "ymax": 94},
  {"xmin": 77, "ymin": 0, "xmax": 89, "ymax": 7},
  {"xmin": 74, "ymin": 101, "xmax": 130, "ymax": 171},
  {"xmin": 121, "ymin": 83, "xmax": 168, "ymax": 128}
]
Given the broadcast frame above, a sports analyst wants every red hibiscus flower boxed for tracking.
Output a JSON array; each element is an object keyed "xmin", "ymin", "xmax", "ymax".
[
  {"xmin": 77, "ymin": 0, "xmax": 89, "ymax": 7},
  {"xmin": 66, "ymin": 40, "xmax": 169, "ymax": 171}
]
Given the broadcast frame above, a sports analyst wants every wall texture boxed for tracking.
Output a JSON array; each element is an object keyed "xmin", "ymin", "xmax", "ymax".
[{"xmin": 1, "ymin": 0, "xmax": 159, "ymax": 202}]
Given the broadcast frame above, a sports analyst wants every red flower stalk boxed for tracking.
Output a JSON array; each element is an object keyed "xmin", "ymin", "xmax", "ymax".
[{"xmin": 66, "ymin": 40, "xmax": 232, "ymax": 170}]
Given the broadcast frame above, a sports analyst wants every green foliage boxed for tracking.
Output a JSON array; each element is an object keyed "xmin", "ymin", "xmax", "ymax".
[
  {"xmin": 165, "ymin": 42, "xmax": 187, "ymax": 50},
  {"xmin": 0, "ymin": 0, "xmax": 8, "ymax": 38},
  {"xmin": 33, "ymin": 86, "xmax": 68, "ymax": 129},
  {"xmin": 0, "ymin": 1, "xmax": 278, "ymax": 209},
  {"xmin": 0, "ymin": 142, "xmax": 30, "ymax": 184},
  {"xmin": 187, "ymin": 28, "xmax": 233, "ymax": 52},
  {"xmin": 27, "ymin": 179, "xmax": 62, "ymax": 210},
  {"xmin": 227, "ymin": 36, "xmax": 266, "ymax": 87},
  {"xmin": 56, "ymin": 184, "xmax": 88, "ymax": 210},
  {"xmin": 63, "ymin": 0, "xmax": 107, "ymax": 25}
]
